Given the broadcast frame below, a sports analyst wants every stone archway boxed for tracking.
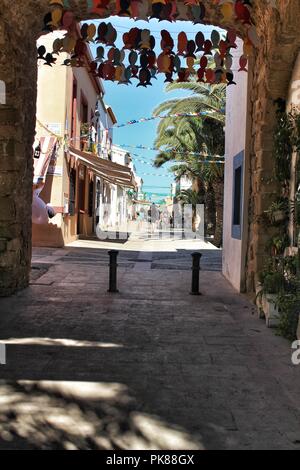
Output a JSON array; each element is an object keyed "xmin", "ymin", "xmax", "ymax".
[{"xmin": 0, "ymin": 0, "xmax": 300, "ymax": 296}]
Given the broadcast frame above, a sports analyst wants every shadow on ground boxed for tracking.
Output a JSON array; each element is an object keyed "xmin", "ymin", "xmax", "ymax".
[
  {"xmin": 0, "ymin": 380, "xmax": 205, "ymax": 450},
  {"xmin": 0, "ymin": 244, "xmax": 299, "ymax": 450}
]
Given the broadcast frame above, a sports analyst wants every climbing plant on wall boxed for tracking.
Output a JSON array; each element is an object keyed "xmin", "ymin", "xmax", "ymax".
[
  {"xmin": 258, "ymin": 102, "xmax": 300, "ymax": 340},
  {"xmin": 273, "ymin": 109, "xmax": 294, "ymax": 186}
]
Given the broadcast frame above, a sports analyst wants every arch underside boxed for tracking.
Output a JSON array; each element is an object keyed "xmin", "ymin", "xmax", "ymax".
[
  {"xmin": 10, "ymin": 0, "xmax": 297, "ymax": 96},
  {"xmin": 9, "ymin": 0, "xmax": 261, "ymax": 38}
]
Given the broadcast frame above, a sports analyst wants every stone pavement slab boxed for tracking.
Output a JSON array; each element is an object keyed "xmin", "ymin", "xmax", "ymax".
[{"xmin": 0, "ymin": 239, "xmax": 299, "ymax": 450}]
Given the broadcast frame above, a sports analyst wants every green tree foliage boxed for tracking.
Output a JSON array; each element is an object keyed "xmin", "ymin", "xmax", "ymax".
[{"xmin": 153, "ymin": 82, "xmax": 226, "ymax": 247}]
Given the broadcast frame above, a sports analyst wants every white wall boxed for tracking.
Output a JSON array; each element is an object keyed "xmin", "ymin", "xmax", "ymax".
[
  {"xmin": 222, "ymin": 39, "xmax": 249, "ymax": 292},
  {"xmin": 96, "ymin": 98, "xmax": 110, "ymax": 158},
  {"xmin": 111, "ymin": 145, "xmax": 128, "ymax": 166},
  {"xmin": 286, "ymin": 52, "xmax": 300, "ymax": 249},
  {"xmin": 107, "ymin": 112, "xmax": 114, "ymax": 152},
  {"xmin": 180, "ymin": 176, "xmax": 193, "ymax": 191},
  {"xmin": 135, "ymin": 176, "xmax": 144, "ymax": 196}
]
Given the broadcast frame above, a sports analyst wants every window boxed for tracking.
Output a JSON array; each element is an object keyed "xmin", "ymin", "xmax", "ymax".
[
  {"xmin": 233, "ymin": 166, "xmax": 242, "ymax": 226},
  {"xmin": 71, "ymin": 79, "xmax": 77, "ymax": 140},
  {"xmin": 95, "ymin": 179, "xmax": 101, "ymax": 226},
  {"xmin": 80, "ymin": 93, "xmax": 89, "ymax": 151},
  {"xmin": 88, "ymin": 180, "xmax": 94, "ymax": 217},
  {"xmin": 232, "ymin": 151, "xmax": 244, "ymax": 240},
  {"xmin": 81, "ymin": 98, "xmax": 88, "ymax": 124},
  {"xmin": 69, "ymin": 168, "xmax": 76, "ymax": 216},
  {"xmin": 78, "ymin": 165, "xmax": 86, "ymax": 212}
]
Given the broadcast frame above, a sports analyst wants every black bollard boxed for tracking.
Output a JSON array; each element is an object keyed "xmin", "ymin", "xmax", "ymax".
[
  {"xmin": 108, "ymin": 250, "xmax": 119, "ymax": 293},
  {"xmin": 190, "ymin": 252, "xmax": 202, "ymax": 295}
]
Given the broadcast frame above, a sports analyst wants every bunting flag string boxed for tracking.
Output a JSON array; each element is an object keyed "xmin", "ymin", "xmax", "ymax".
[
  {"xmin": 138, "ymin": 172, "xmax": 173, "ymax": 177},
  {"xmin": 116, "ymin": 143, "xmax": 225, "ymax": 157},
  {"xmin": 109, "ymin": 110, "xmax": 224, "ymax": 129},
  {"xmin": 39, "ymin": 0, "xmax": 260, "ymax": 88},
  {"xmin": 132, "ymin": 157, "xmax": 224, "ymax": 165},
  {"xmin": 37, "ymin": 118, "xmax": 224, "ymax": 166},
  {"xmin": 40, "ymin": 111, "xmax": 223, "ymax": 135},
  {"xmin": 66, "ymin": 137, "xmax": 223, "ymax": 157},
  {"xmin": 129, "ymin": 152, "xmax": 224, "ymax": 165}
]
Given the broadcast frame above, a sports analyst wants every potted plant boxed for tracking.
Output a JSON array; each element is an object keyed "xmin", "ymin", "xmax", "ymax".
[
  {"xmin": 257, "ymin": 271, "xmax": 285, "ymax": 328},
  {"xmin": 266, "ymin": 198, "xmax": 289, "ymax": 224},
  {"xmin": 276, "ymin": 290, "xmax": 300, "ymax": 341},
  {"xmin": 290, "ymin": 195, "xmax": 300, "ymax": 227},
  {"xmin": 80, "ymin": 122, "xmax": 90, "ymax": 151},
  {"xmin": 267, "ymin": 233, "xmax": 290, "ymax": 256}
]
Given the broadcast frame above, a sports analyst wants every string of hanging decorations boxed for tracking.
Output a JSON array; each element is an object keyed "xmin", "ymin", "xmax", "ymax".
[
  {"xmin": 38, "ymin": 110, "xmax": 224, "ymax": 133},
  {"xmin": 107, "ymin": 110, "xmax": 225, "ymax": 128},
  {"xmin": 39, "ymin": 0, "xmax": 259, "ymax": 87},
  {"xmin": 132, "ymin": 155, "xmax": 225, "ymax": 165},
  {"xmin": 37, "ymin": 117, "xmax": 224, "ymax": 170},
  {"xmin": 114, "ymin": 143, "xmax": 225, "ymax": 157},
  {"xmin": 120, "ymin": 151, "xmax": 225, "ymax": 165},
  {"xmin": 138, "ymin": 172, "xmax": 173, "ymax": 177},
  {"xmin": 38, "ymin": 114, "xmax": 225, "ymax": 160}
]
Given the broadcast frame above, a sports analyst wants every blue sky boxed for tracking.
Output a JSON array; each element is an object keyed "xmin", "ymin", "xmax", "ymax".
[{"xmin": 89, "ymin": 17, "xmax": 221, "ymax": 199}]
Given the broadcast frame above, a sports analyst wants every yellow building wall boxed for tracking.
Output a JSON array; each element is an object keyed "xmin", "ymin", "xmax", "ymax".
[
  {"xmin": 33, "ymin": 32, "xmax": 69, "ymax": 247},
  {"xmin": 33, "ymin": 32, "xmax": 99, "ymax": 247}
]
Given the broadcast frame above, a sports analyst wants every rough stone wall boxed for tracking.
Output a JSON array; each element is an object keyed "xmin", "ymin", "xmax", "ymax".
[
  {"xmin": 0, "ymin": 0, "xmax": 299, "ymax": 296},
  {"xmin": 0, "ymin": 2, "xmax": 41, "ymax": 295},
  {"xmin": 245, "ymin": 0, "xmax": 300, "ymax": 291}
]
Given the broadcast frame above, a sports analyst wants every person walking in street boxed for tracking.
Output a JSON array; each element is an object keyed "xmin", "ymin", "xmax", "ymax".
[
  {"xmin": 149, "ymin": 203, "xmax": 159, "ymax": 234},
  {"xmin": 137, "ymin": 209, "xmax": 145, "ymax": 232}
]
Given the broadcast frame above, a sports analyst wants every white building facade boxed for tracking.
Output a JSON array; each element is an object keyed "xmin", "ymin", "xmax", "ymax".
[{"xmin": 222, "ymin": 39, "xmax": 250, "ymax": 292}]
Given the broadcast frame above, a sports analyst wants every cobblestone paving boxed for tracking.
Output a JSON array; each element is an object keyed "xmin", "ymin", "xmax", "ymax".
[{"xmin": 0, "ymin": 239, "xmax": 299, "ymax": 450}]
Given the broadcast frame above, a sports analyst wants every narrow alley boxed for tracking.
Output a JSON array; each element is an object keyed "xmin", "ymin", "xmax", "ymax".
[{"xmin": 0, "ymin": 237, "xmax": 299, "ymax": 450}]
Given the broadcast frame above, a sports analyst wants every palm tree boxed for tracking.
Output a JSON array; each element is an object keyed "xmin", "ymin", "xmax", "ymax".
[
  {"xmin": 177, "ymin": 188, "xmax": 204, "ymax": 232},
  {"xmin": 152, "ymin": 82, "xmax": 226, "ymax": 246},
  {"xmin": 202, "ymin": 161, "xmax": 224, "ymax": 247},
  {"xmin": 154, "ymin": 118, "xmax": 207, "ymax": 194},
  {"xmin": 177, "ymin": 189, "xmax": 204, "ymax": 205},
  {"xmin": 153, "ymin": 82, "xmax": 226, "ymax": 125}
]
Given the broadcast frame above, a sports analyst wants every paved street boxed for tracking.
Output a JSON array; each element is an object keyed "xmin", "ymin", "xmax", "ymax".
[{"xmin": 0, "ymin": 236, "xmax": 299, "ymax": 450}]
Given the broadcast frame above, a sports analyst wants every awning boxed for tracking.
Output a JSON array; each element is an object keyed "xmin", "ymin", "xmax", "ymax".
[
  {"xmin": 68, "ymin": 146, "xmax": 136, "ymax": 189},
  {"xmin": 33, "ymin": 136, "xmax": 57, "ymax": 185},
  {"xmin": 132, "ymin": 199, "xmax": 151, "ymax": 205}
]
